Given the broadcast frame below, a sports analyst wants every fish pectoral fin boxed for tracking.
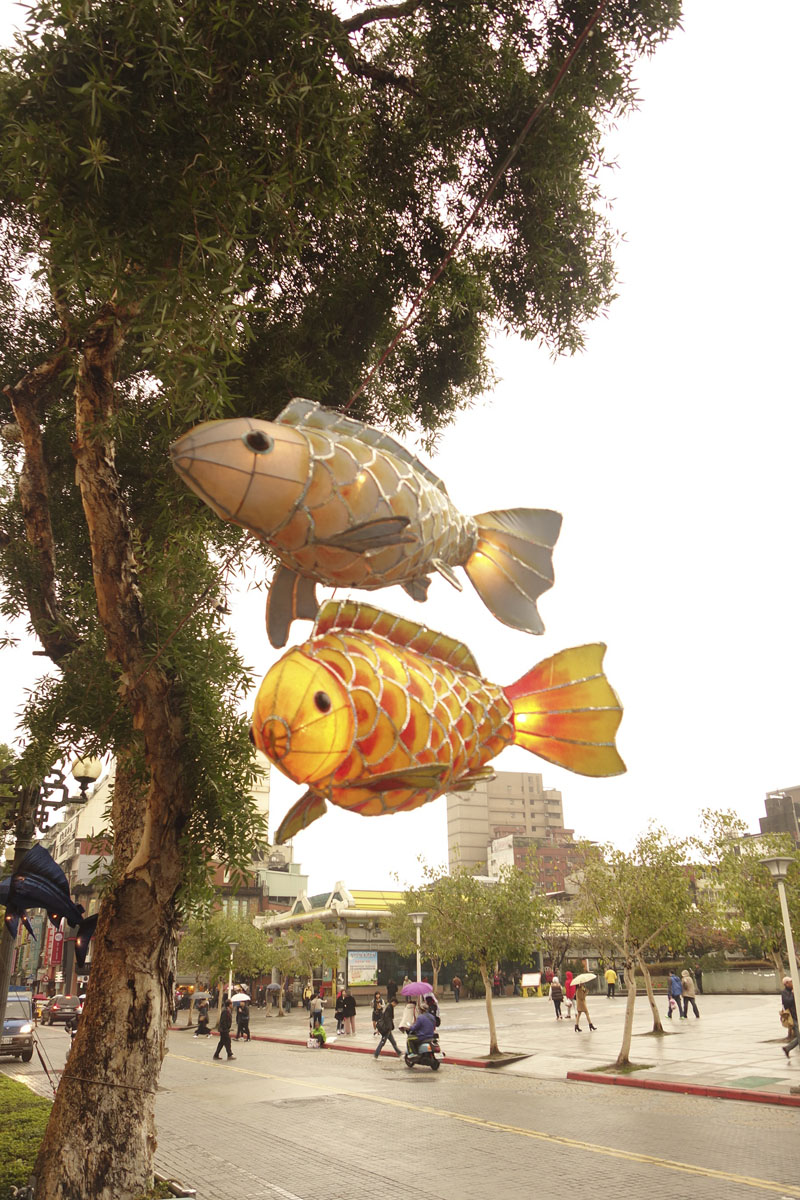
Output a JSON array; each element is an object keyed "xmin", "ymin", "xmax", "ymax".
[
  {"xmin": 402, "ymin": 577, "xmax": 430, "ymax": 602},
  {"xmin": 449, "ymin": 766, "xmax": 496, "ymax": 792},
  {"xmin": 313, "ymin": 516, "xmax": 417, "ymax": 552},
  {"xmin": 360, "ymin": 763, "xmax": 450, "ymax": 793},
  {"xmin": 431, "ymin": 559, "xmax": 463, "ymax": 591},
  {"xmin": 266, "ymin": 566, "xmax": 319, "ymax": 648},
  {"xmin": 275, "ymin": 791, "xmax": 328, "ymax": 843}
]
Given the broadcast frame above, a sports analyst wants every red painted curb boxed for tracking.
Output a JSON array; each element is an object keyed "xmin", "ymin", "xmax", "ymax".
[{"xmin": 566, "ymin": 1070, "xmax": 800, "ymax": 1108}]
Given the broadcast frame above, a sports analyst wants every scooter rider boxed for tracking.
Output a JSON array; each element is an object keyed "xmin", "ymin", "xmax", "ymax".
[{"xmin": 406, "ymin": 1005, "xmax": 437, "ymax": 1056}]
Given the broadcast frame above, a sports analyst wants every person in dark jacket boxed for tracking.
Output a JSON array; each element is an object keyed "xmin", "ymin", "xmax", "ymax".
[
  {"xmin": 386, "ymin": 979, "xmax": 398, "ymax": 1003},
  {"xmin": 371, "ymin": 991, "xmax": 384, "ymax": 1034},
  {"xmin": 342, "ymin": 989, "xmax": 357, "ymax": 1036},
  {"xmin": 406, "ymin": 1007, "xmax": 437, "ymax": 1055},
  {"xmin": 213, "ymin": 1000, "xmax": 235, "ymax": 1061},
  {"xmin": 782, "ymin": 978, "xmax": 798, "ymax": 1057},
  {"xmin": 373, "ymin": 997, "xmax": 401, "ymax": 1058},
  {"xmin": 194, "ymin": 1000, "xmax": 211, "ymax": 1038}
]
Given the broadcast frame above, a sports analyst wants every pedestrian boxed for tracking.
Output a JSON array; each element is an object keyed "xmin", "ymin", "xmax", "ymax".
[
  {"xmin": 781, "ymin": 977, "xmax": 798, "ymax": 1058},
  {"xmin": 334, "ymin": 989, "xmax": 345, "ymax": 1034},
  {"xmin": 398, "ymin": 995, "xmax": 417, "ymax": 1032},
  {"xmin": 373, "ymin": 996, "xmax": 402, "ymax": 1058},
  {"xmin": 563, "ymin": 970, "xmax": 575, "ymax": 1021},
  {"xmin": 238, "ymin": 1000, "xmax": 251, "ymax": 1042},
  {"xmin": 451, "ymin": 974, "xmax": 462, "ymax": 1003},
  {"xmin": 605, "ymin": 965, "xmax": 618, "ymax": 998},
  {"xmin": 302, "ymin": 981, "xmax": 313, "ymax": 1011},
  {"xmin": 212, "ymin": 1000, "xmax": 236, "ymax": 1061},
  {"xmin": 342, "ymin": 988, "xmax": 357, "ymax": 1035},
  {"xmin": 681, "ymin": 970, "xmax": 700, "ymax": 1019},
  {"xmin": 194, "ymin": 1000, "xmax": 211, "ymax": 1038},
  {"xmin": 550, "ymin": 975, "xmax": 564, "ymax": 1019},
  {"xmin": 386, "ymin": 978, "xmax": 398, "ymax": 1003},
  {"xmin": 371, "ymin": 990, "xmax": 384, "ymax": 1035},
  {"xmin": 310, "ymin": 990, "xmax": 325, "ymax": 1029},
  {"xmin": 574, "ymin": 983, "xmax": 596, "ymax": 1032},
  {"xmin": 667, "ymin": 971, "xmax": 683, "ymax": 1019}
]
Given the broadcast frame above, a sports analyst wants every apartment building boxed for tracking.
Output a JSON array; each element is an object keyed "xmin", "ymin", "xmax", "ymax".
[{"xmin": 447, "ymin": 770, "xmax": 564, "ymax": 873}]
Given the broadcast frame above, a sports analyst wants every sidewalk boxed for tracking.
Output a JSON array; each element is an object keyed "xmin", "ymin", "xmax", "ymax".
[{"xmin": 177, "ymin": 990, "xmax": 800, "ymax": 1106}]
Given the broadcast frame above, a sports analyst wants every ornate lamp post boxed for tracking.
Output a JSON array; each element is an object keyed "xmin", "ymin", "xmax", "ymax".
[
  {"xmin": 0, "ymin": 756, "xmax": 103, "ymax": 1029},
  {"xmin": 760, "ymin": 854, "xmax": 800, "ymax": 1003},
  {"xmin": 409, "ymin": 912, "xmax": 426, "ymax": 983}
]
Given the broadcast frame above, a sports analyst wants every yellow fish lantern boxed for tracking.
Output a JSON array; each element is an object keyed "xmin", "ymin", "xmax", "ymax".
[
  {"xmin": 171, "ymin": 399, "xmax": 562, "ymax": 647},
  {"xmin": 251, "ymin": 601, "xmax": 626, "ymax": 844}
]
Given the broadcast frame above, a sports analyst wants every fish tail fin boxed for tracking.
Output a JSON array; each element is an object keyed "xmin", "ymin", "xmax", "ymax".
[
  {"xmin": 465, "ymin": 508, "xmax": 562, "ymax": 634},
  {"xmin": 75, "ymin": 913, "xmax": 99, "ymax": 969},
  {"xmin": 505, "ymin": 644, "xmax": 626, "ymax": 777},
  {"xmin": 275, "ymin": 790, "xmax": 328, "ymax": 844}
]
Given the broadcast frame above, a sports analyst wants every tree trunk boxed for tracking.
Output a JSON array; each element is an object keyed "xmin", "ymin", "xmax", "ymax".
[
  {"xmin": 638, "ymin": 959, "xmax": 664, "ymax": 1034},
  {"xmin": 34, "ymin": 759, "xmax": 186, "ymax": 1199},
  {"xmin": 479, "ymin": 963, "xmax": 499, "ymax": 1055},
  {"xmin": 614, "ymin": 960, "xmax": 637, "ymax": 1069},
  {"xmin": 33, "ymin": 312, "xmax": 194, "ymax": 1199},
  {"xmin": 770, "ymin": 948, "xmax": 785, "ymax": 977}
]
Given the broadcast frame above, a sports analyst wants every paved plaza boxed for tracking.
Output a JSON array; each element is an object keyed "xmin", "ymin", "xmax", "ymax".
[{"xmin": 4, "ymin": 992, "xmax": 800, "ymax": 1199}]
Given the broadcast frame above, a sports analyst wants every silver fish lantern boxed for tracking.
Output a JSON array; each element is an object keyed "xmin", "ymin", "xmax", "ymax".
[{"xmin": 171, "ymin": 399, "xmax": 562, "ymax": 647}]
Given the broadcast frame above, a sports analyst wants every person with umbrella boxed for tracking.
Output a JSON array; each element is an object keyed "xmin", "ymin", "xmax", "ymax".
[
  {"xmin": 572, "ymin": 973, "xmax": 597, "ymax": 1032},
  {"xmin": 399, "ymin": 980, "xmax": 432, "ymax": 1032},
  {"xmin": 194, "ymin": 998, "xmax": 211, "ymax": 1038}
]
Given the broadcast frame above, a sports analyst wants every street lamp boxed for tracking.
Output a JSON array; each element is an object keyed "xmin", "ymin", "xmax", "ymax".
[
  {"xmin": 760, "ymin": 856, "xmax": 800, "ymax": 1004},
  {"xmin": 227, "ymin": 941, "xmax": 239, "ymax": 1002},
  {"xmin": 409, "ymin": 912, "xmax": 426, "ymax": 983}
]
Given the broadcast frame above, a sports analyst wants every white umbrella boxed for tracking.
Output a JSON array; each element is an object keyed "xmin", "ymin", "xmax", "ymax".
[
  {"xmin": 230, "ymin": 992, "xmax": 250, "ymax": 1002},
  {"xmin": 570, "ymin": 973, "xmax": 596, "ymax": 986}
]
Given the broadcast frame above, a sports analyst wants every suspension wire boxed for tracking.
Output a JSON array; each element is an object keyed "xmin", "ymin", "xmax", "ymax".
[{"xmin": 344, "ymin": 0, "xmax": 609, "ymax": 413}]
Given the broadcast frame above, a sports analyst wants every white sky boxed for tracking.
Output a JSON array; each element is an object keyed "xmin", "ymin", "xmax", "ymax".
[{"xmin": 2, "ymin": 1, "xmax": 798, "ymax": 894}]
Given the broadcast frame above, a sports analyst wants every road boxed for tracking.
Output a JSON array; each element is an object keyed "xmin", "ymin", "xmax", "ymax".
[{"xmin": 7, "ymin": 1022, "xmax": 799, "ymax": 1200}]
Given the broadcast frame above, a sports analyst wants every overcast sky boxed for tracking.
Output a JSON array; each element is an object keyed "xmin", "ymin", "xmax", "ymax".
[{"xmin": 2, "ymin": 2, "xmax": 798, "ymax": 895}]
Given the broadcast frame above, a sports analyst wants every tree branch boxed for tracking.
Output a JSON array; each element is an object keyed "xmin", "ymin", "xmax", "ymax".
[
  {"xmin": 3, "ymin": 351, "xmax": 82, "ymax": 664},
  {"xmin": 341, "ymin": 1, "xmax": 423, "ymax": 35},
  {"xmin": 322, "ymin": 6, "xmax": 419, "ymax": 94}
]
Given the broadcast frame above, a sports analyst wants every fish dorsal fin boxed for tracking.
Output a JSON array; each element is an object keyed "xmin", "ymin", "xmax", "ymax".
[
  {"xmin": 276, "ymin": 398, "xmax": 448, "ymax": 495},
  {"xmin": 313, "ymin": 600, "xmax": 481, "ymax": 676}
]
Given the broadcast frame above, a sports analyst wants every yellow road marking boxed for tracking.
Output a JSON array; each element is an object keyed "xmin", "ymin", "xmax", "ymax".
[{"xmin": 170, "ymin": 1053, "xmax": 800, "ymax": 1197}]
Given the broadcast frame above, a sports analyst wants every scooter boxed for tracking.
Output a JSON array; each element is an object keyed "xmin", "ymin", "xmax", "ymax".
[{"xmin": 404, "ymin": 1033, "xmax": 444, "ymax": 1071}]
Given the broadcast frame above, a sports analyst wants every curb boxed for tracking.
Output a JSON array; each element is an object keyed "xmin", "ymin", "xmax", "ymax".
[
  {"xmin": 180, "ymin": 1026, "xmax": 494, "ymax": 1068},
  {"xmin": 566, "ymin": 1070, "xmax": 800, "ymax": 1108}
]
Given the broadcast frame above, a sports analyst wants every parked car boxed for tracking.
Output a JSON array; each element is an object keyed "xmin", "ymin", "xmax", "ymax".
[
  {"xmin": 40, "ymin": 995, "xmax": 82, "ymax": 1025},
  {"xmin": 1, "ymin": 990, "xmax": 34, "ymax": 1062}
]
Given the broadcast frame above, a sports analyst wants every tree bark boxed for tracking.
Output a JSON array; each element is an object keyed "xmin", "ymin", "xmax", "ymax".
[
  {"xmin": 479, "ymin": 962, "xmax": 499, "ymax": 1055},
  {"xmin": 614, "ymin": 960, "xmax": 637, "ymax": 1069},
  {"xmin": 33, "ymin": 310, "xmax": 193, "ymax": 1200},
  {"xmin": 637, "ymin": 959, "xmax": 665, "ymax": 1034}
]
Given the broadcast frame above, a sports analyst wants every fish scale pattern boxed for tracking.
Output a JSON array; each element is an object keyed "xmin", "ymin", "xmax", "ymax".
[
  {"xmin": 273, "ymin": 426, "xmax": 477, "ymax": 588},
  {"xmin": 308, "ymin": 628, "xmax": 514, "ymax": 816}
]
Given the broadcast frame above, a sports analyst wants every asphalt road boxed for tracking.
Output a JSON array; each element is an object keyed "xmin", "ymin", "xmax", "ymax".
[{"xmin": 6, "ymin": 1021, "xmax": 800, "ymax": 1200}]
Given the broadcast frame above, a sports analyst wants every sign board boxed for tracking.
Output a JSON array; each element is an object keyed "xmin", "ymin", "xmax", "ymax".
[
  {"xmin": 521, "ymin": 973, "xmax": 541, "ymax": 987},
  {"xmin": 347, "ymin": 950, "xmax": 378, "ymax": 987}
]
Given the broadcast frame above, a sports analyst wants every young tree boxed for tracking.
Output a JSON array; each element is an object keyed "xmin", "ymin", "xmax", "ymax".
[
  {"xmin": 698, "ymin": 810, "xmax": 800, "ymax": 975},
  {"xmin": 573, "ymin": 828, "xmax": 693, "ymax": 1068},
  {"xmin": 538, "ymin": 896, "xmax": 581, "ymax": 979},
  {"xmin": 386, "ymin": 864, "xmax": 455, "ymax": 992},
  {"xmin": 275, "ymin": 921, "xmax": 349, "ymax": 1006},
  {"xmin": 412, "ymin": 864, "xmax": 547, "ymax": 1055},
  {"xmin": 177, "ymin": 914, "xmax": 267, "ymax": 1009},
  {"xmin": 0, "ymin": 2, "xmax": 682, "ymax": 1193}
]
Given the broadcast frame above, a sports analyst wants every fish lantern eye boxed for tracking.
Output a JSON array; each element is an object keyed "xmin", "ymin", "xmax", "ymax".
[
  {"xmin": 242, "ymin": 430, "xmax": 273, "ymax": 454},
  {"xmin": 314, "ymin": 691, "xmax": 332, "ymax": 713}
]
